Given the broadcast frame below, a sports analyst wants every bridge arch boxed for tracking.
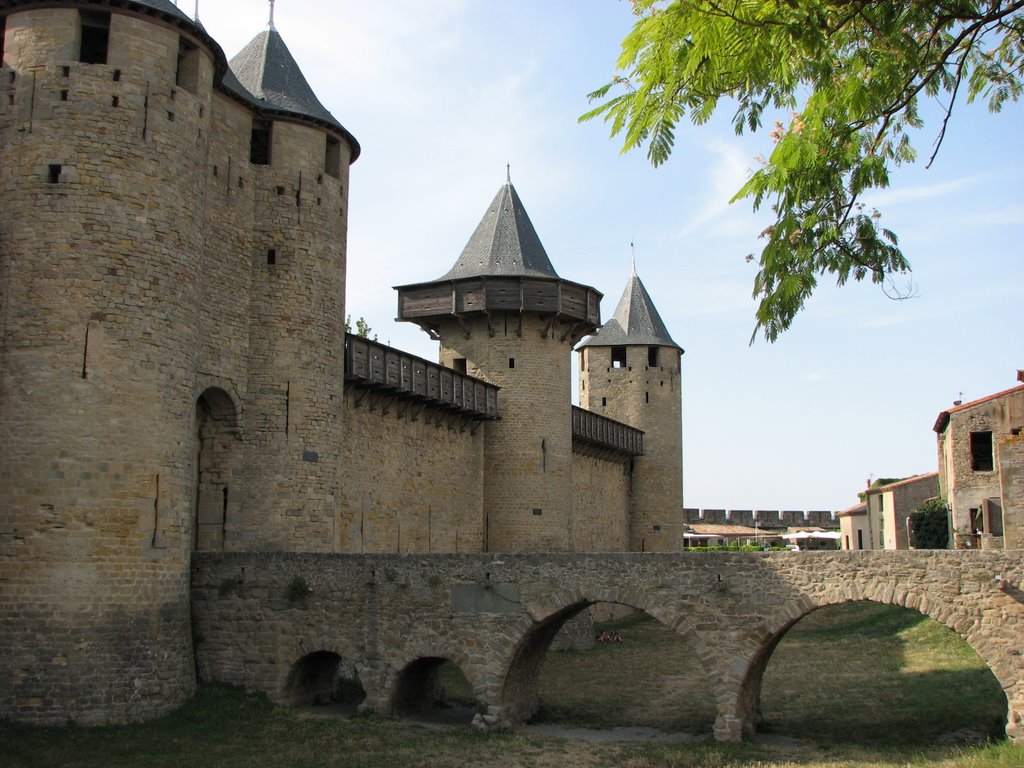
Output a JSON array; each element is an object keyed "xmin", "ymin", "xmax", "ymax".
[
  {"xmin": 282, "ymin": 650, "xmax": 366, "ymax": 707},
  {"xmin": 499, "ymin": 592, "xmax": 720, "ymax": 729},
  {"xmin": 733, "ymin": 580, "xmax": 1019, "ymax": 742},
  {"xmin": 386, "ymin": 652, "xmax": 481, "ymax": 719}
]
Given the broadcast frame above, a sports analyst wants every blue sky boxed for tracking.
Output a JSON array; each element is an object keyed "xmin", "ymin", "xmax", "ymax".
[{"xmin": 197, "ymin": 0, "xmax": 1024, "ymax": 512}]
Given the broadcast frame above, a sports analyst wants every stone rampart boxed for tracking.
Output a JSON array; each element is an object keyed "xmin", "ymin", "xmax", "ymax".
[
  {"xmin": 684, "ymin": 508, "xmax": 838, "ymax": 528},
  {"xmin": 192, "ymin": 550, "xmax": 1024, "ymax": 744}
]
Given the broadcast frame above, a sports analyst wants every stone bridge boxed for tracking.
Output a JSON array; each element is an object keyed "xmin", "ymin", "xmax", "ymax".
[{"xmin": 191, "ymin": 550, "xmax": 1024, "ymax": 743}]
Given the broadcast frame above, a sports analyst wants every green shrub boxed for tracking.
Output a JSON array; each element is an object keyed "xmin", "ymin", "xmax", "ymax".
[{"xmin": 910, "ymin": 499, "xmax": 950, "ymax": 549}]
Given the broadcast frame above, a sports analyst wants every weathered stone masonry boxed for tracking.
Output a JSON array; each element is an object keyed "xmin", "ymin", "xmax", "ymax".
[{"xmin": 192, "ymin": 550, "xmax": 1024, "ymax": 744}]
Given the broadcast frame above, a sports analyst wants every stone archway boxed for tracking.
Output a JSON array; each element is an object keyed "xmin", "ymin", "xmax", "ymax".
[
  {"xmin": 498, "ymin": 596, "xmax": 719, "ymax": 731},
  {"xmin": 283, "ymin": 650, "xmax": 365, "ymax": 707},
  {"xmin": 193, "ymin": 387, "xmax": 239, "ymax": 551},
  {"xmin": 388, "ymin": 656, "xmax": 478, "ymax": 723},
  {"xmin": 734, "ymin": 592, "xmax": 1020, "ymax": 743}
]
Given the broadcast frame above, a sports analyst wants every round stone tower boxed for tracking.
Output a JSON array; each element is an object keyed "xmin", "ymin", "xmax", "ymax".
[
  {"xmin": 0, "ymin": 0, "xmax": 221, "ymax": 723},
  {"xmin": 0, "ymin": 0, "xmax": 358, "ymax": 723},
  {"xmin": 577, "ymin": 267, "xmax": 684, "ymax": 551},
  {"xmin": 396, "ymin": 181, "xmax": 601, "ymax": 551}
]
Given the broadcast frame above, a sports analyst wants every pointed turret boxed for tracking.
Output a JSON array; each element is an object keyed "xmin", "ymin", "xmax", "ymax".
[
  {"xmin": 578, "ymin": 269, "xmax": 682, "ymax": 352},
  {"xmin": 438, "ymin": 183, "xmax": 560, "ymax": 280},
  {"xmin": 578, "ymin": 269, "xmax": 684, "ymax": 551},
  {"xmin": 224, "ymin": 21, "xmax": 360, "ymax": 158},
  {"xmin": 395, "ymin": 181, "xmax": 600, "ymax": 341},
  {"xmin": 395, "ymin": 180, "xmax": 602, "ymax": 552}
]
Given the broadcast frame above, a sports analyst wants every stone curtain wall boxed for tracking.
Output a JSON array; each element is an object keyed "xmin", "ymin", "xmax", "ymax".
[
  {"xmin": 339, "ymin": 390, "xmax": 486, "ymax": 552},
  {"xmin": 570, "ymin": 453, "xmax": 630, "ymax": 551},
  {"xmin": 192, "ymin": 550, "xmax": 1024, "ymax": 744}
]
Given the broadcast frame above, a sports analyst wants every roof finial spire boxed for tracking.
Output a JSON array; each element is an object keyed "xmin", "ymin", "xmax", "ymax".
[
  {"xmin": 630, "ymin": 240, "xmax": 637, "ymax": 275},
  {"xmin": 268, "ymin": 0, "xmax": 276, "ymax": 29},
  {"xmin": 193, "ymin": 0, "xmax": 199, "ymax": 21},
  {"xmin": 506, "ymin": 162, "xmax": 511, "ymax": 185}
]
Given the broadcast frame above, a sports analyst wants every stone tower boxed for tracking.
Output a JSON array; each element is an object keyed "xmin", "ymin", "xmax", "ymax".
[
  {"xmin": 396, "ymin": 181, "xmax": 601, "ymax": 551},
  {"xmin": 0, "ymin": 0, "xmax": 357, "ymax": 724},
  {"xmin": 577, "ymin": 267, "xmax": 684, "ymax": 550}
]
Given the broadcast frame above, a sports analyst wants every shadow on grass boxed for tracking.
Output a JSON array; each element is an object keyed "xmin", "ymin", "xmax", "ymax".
[{"xmin": 759, "ymin": 602, "xmax": 1007, "ymax": 747}]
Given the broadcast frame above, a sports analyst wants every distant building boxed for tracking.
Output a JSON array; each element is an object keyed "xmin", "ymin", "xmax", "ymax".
[
  {"xmin": 836, "ymin": 501, "xmax": 869, "ymax": 550},
  {"xmin": 934, "ymin": 383, "xmax": 1024, "ymax": 548},
  {"xmin": 864, "ymin": 473, "xmax": 939, "ymax": 550}
]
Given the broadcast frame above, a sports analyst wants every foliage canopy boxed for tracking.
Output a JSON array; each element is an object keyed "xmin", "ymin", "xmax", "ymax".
[
  {"xmin": 582, "ymin": 0, "xmax": 1023, "ymax": 341},
  {"xmin": 910, "ymin": 498, "xmax": 951, "ymax": 549}
]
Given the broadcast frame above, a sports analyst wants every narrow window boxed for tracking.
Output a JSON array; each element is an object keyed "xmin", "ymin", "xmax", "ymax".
[
  {"xmin": 452, "ymin": 358, "xmax": 467, "ymax": 375},
  {"xmin": 112, "ymin": 69, "xmax": 121, "ymax": 82},
  {"xmin": 532, "ymin": 508, "xmax": 543, "ymax": 516},
  {"xmin": 645, "ymin": 392, "xmax": 649, "ymax": 404},
  {"xmin": 266, "ymin": 248, "xmax": 276, "ymax": 265},
  {"xmin": 61, "ymin": 66, "xmax": 70, "ymax": 78},
  {"xmin": 60, "ymin": 90, "xmax": 69, "ymax": 101},
  {"xmin": 324, "ymin": 135, "xmax": 341, "ymax": 178},
  {"xmin": 648, "ymin": 346, "xmax": 658, "ymax": 367},
  {"xmin": 275, "ymin": 185, "xmax": 284, "ymax": 196},
  {"xmin": 601, "ymin": 396, "xmax": 607, "ymax": 407},
  {"xmin": 856, "ymin": 529, "xmax": 863, "ymax": 550},
  {"xmin": 970, "ymin": 430, "xmax": 994, "ymax": 471},
  {"xmin": 175, "ymin": 36, "xmax": 200, "ymax": 94},
  {"xmin": 508, "ymin": 357, "xmax": 515, "ymax": 369},
  {"xmin": 79, "ymin": 11, "xmax": 110, "ymax": 65},
  {"xmin": 110, "ymin": 95, "xmax": 119, "ymax": 107},
  {"xmin": 250, "ymin": 119, "xmax": 272, "ymax": 165},
  {"xmin": 579, "ymin": 351, "xmax": 585, "ymax": 371},
  {"xmin": 0, "ymin": 17, "xmax": 5, "ymax": 64},
  {"xmin": 611, "ymin": 346, "xmax": 626, "ymax": 368},
  {"xmin": 47, "ymin": 164, "xmax": 62, "ymax": 183}
]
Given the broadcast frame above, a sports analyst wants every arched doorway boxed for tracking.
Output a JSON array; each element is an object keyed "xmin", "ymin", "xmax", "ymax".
[{"xmin": 193, "ymin": 387, "xmax": 239, "ymax": 551}]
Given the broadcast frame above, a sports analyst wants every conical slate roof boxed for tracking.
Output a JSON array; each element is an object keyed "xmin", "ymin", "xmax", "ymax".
[
  {"xmin": 229, "ymin": 26, "xmax": 352, "ymax": 142},
  {"xmin": 437, "ymin": 183, "xmax": 560, "ymax": 281},
  {"xmin": 578, "ymin": 270, "xmax": 682, "ymax": 351}
]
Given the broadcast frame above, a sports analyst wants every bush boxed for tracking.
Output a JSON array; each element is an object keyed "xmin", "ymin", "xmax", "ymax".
[{"xmin": 910, "ymin": 499, "xmax": 950, "ymax": 549}]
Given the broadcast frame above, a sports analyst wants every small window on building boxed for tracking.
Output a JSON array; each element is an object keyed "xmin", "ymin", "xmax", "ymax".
[
  {"xmin": 250, "ymin": 119, "xmax": 272, "ymax": 165},
  {"xmin": 611, "ymin": 346, "xmax": 626, "ymax": 368},
  {"xmin": 856, "ymin": 529, "xmax": 863, "ymax": 550},
  {"xmin": 508, "ymin": 357, "xmax": 515, "ymax": 369},
  {"xmin": 176, "ymin": 36, "xmax": 200, "ymax": 94},
  {"xmin": 324, "ymin": 135, "xmax": 341, "ymax": 178},
  {"xmin": 648, "ymin": 347, "xmax": 658, "ymax": 367},
  {"xmin": 79, "ymin": 11, "xmax": 110, "ymax": 65},
  {"xmin": 266, "ymin": 248, "xmax": 277, "ymax": 265},
  {"xmin": 970, "ymin": 430, "xmax": 994, "ymax": 471},
  {"xmin": 601, "ymin": 396, "xmax": 607, "ymax": 407},
  {"xmin": 532, "ymin": 508, "xmax": 543, "ymax": 516},
  {"xmin": 579, "ymin": 351, "xmax": 585, "ymax": 371},
  {"xmin": 47, "ymin": 164, "xmax": 62, "ymax": 183},
  {"xmin": 452, "ymin": 358, "xmax": 467, "ymax": 375}
]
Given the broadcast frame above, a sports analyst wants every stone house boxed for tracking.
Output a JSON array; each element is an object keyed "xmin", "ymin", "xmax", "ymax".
[{"xmin": 934, "ymin": 381, "xmax": 1024, "ymax": 549}]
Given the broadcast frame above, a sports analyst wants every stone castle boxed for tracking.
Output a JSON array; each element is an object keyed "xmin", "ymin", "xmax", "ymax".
[{"xmin": 0, "ymin": 1, "xmax": 685, "ymax": 724}]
